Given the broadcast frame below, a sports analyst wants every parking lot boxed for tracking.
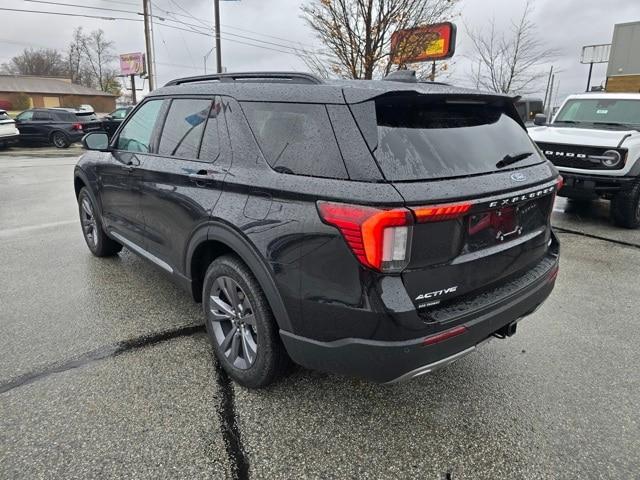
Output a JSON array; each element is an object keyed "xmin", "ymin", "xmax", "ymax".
[{"xmin": 1, "ymin": 152, "xmax": 638, "ymax": 479}]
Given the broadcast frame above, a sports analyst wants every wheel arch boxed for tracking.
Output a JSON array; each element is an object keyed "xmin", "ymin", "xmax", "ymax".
[
  {"xmin": 49, "ymin": 129, "xmax": 69, "ymax": 142},
  {"xmin": 186, "ymin": 221, "xmax": 293, "ymax": 332}
]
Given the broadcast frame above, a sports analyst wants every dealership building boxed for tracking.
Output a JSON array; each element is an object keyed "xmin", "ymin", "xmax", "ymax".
[{"xmin": 0, "ymin": 75, "xmax": 117, "ymax": 112}]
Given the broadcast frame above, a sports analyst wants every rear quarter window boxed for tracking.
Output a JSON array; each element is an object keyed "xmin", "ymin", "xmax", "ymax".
[{"xmin": 241, "ymin": 102, "xmax": 348, "ymax": 179}]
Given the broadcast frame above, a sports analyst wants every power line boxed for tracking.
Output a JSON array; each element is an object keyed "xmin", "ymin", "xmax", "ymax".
[
  {"xmin": 0, "ymin": 6, "xmax": 142, "ymax": 22},
  {"xmin": 157, "ymin": 0, "xmax": 319, "ymax": 50},
  {"xmin": 23, "ymin": 0, "xmax": 143, "ymax": 17},
  {"xmin": 19, "ymin": 0, "xmax": 324, "ymax": 57},
  {"xmin": 1, "ymin": 4, "xmax": 323, "ymax": 62}
]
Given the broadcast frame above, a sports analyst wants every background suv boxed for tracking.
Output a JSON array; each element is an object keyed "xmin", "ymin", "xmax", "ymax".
[
  {"xmin": 75, "ymin": 72, "xmax": 561, "ymax": 388},
  {"xmin": 529, "ymin": 92, "xmax": 640, "ymax": 228},
  {"xmin": 15, "ymin": 108, "xmax": 89, "ymax": 148}
]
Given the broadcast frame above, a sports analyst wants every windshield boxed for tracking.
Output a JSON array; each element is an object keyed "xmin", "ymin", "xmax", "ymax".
[
  {"xmin": 356, "ymin": 95, "xmax": 541, "ymax": 181},
  {"xmin": 554, "ymin": 98, "xmax": 640, "ymax": 129}
]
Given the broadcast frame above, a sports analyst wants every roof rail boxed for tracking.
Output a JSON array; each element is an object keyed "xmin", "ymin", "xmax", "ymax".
[{"xmin": 165, "ymin": 71, "xmax": 324, "ymax": 87}]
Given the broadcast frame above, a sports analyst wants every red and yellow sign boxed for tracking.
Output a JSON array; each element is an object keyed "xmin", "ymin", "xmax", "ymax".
[{"xmin": 391, "ymin": 22, "xmax": 456, "ymax": 64}]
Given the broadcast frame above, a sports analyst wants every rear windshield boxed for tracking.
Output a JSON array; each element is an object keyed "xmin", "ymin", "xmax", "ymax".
[
  {"xmin": 0, "ymin": 111, "xmax": 10, "ymax": 120},
  {"xmin": 354, "ymin": 95, "xmax": 541, "ymax": 181},
  {"xmin": 75, "ymin": 112, "xmax": 98, "ymax": 121}
]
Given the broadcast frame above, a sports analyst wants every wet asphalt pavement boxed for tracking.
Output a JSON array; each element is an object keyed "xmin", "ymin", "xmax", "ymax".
[{"xmin": 1, "ymin": 153, "xmax": 639, "ymax": 479}]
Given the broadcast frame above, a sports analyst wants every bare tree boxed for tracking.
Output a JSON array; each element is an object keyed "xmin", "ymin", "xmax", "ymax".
[
  {"xmin": 67, "ymin": 28, "xmax": 90, "ymax": 86},
  {"xmin": 467, "ymin": 1, "xmax": 556, "ymax": 94},
  {"xmin": 1, "ymin": 48, "xmax": 67, "ymax": 76},
  {"xmin": 79, "ymin": 29, "xmax": 119, "ymax": 93},
  {"xmin": 300, "ymin": 0, "xmax": 458, "ymax": 79},
  {"xmin": 67, "ymin": 28, "xmax": 120, "ymax": 94}
]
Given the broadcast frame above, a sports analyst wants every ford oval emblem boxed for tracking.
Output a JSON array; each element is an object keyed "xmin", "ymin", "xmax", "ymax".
[{"xmin": 511, "ymin": 172, "xmax": 527, "ymax": 182}]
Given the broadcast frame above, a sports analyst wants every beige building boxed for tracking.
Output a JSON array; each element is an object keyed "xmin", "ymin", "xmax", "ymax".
[{"xmin": 0, "ymin": 75, "xmax": 117, "ymax": 112}]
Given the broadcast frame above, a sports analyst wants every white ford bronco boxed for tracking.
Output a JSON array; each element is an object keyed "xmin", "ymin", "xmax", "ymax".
[{"xmin": 529, "ymin": 92, "xmax": 640, "ymax": 228}]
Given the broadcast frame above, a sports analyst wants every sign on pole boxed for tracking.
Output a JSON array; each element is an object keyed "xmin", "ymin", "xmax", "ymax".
[
  {"xmin": 390, "ymin": 22, "xmax": 456, "ymax": 64},
  {"xmin": 120, "ymin": 52, "xmax": 147, "ymax": 76},
  {"xmin": 580, "ymin": 44, "xmax": 611, "ymax": 64}
]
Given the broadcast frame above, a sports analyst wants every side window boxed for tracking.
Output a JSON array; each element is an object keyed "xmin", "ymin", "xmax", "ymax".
[
  {"xmin": 33, "ymin": 111, "xmax": 53, "ymax": 121},
  {"xmin": 116, "ymin": 100, "xmax": 163, "ymax": 153},
  {"xmin": 158, "ymin": 98, "xmax": 211, "ymax": 159},
  {"xmin": 199, "ymin": 97, "xmax": 224, "ymax": 162},
  {"xmin": 17, "ymin": 111, "xmax": 33, "ymax": 121},
  {"xmin": 241, "ymin": 102, "xmax": 347, "ymax": 179}
]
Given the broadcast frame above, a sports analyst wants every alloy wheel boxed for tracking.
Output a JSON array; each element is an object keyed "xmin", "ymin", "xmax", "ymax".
[
  {"xmin": 80, "ymin": 197, "xmax": 98, "ymax": 248},
  {"xmin": 53, "ymin": 133, "xmax": 67, "ymax": 148},
  {"xmin": 209, "ymin": 276, "xmax": 258, "ymax": 370}
]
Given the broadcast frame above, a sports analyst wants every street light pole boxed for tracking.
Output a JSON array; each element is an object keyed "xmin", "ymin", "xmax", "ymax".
[{"xmin": 214, "ymin": 0, "xmax": 222, "ymax": 73}]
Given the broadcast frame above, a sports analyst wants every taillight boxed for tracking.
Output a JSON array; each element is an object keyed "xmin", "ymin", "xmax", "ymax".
[
  {"xmin": 411, "ymin": 202, "xmax": 472, "ymax": 222},
  {"xmin": 72, "ymin": 123, "xmax": 83, "ymax": 131},
  {"xmin": 317, "ymin": 201, "xmax": 413, "ymax": 272},
  {"xmin": 556, "ymin": 175, "xmax": 564, "ymax": 191}
]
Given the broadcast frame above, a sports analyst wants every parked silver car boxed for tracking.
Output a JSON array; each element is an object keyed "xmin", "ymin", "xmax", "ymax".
[{"xmin": 0, "ymin": 109, "xmax": 20, "ymax": 148}]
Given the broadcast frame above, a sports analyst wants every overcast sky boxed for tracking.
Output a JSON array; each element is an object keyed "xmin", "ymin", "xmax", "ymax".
[{"xmin": 0, "ymin": 0, "xmax": 638, "ymax": 105}]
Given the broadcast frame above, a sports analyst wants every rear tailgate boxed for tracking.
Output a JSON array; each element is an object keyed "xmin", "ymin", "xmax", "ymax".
[
  {"xmin": 75, "ymin": 112, "xmax": 102, "ymax": 133},
  {"xmin": 349, "ymin": 91, "xmax": 560, "ymax": 310},
  {"xmin": 394, "ymin": 166, "xmax": 558, "ymax": 309}
]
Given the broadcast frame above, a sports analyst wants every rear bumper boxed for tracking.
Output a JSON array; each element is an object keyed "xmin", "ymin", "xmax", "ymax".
[
  {"xmin": 559, "ymin": 172, "xmax": 636, "ymax": 198},
  {"xmin": 281, "ymin": 252, "xmax": 559, "ymax": 383}
]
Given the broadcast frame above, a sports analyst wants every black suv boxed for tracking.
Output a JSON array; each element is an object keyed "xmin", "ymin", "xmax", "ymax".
[
  {"xmin": 75, "ymin": 71, "xmax": 561, "ymax": 388},
  {"xmin": 16, "ymin": 108, "xmax": 97, "ymax": 148}
]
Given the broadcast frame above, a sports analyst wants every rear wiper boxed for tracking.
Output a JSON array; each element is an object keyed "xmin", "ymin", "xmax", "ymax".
[{"xmin": 496, "ymin": 152, "xmax": 533, "ymax": 169}]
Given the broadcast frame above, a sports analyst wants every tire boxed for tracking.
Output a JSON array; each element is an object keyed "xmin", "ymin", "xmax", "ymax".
[
  {"xmin": 203, "ymin": 254, "xmax": 290, "ymax": 388},
  {"xmin": 77, "ymin": 187, "xmax": 123, "ymax": 256},
  {"xmin": 51, "ymin": 131, "xmax": 70, "ymax": 149},
  {"xmin": 610, "ymin": 181, "xmax": 640, "ymax": 229}
]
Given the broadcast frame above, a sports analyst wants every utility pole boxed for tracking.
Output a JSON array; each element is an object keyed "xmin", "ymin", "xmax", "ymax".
[
  {"xmin": 214, "ymin": 0, "xmax": 222, "ymax": 73},
  {"xmin": 142, "ymin": 0, "xmax": 155, "ymax": 90},
  {"xmin": 148, "ymin": 0, "xmax": 158, "ymax": 87}
]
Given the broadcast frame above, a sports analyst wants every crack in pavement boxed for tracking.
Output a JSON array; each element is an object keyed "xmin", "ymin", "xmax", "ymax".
[
  {"xmin": 0, "ymin": 324, "xmax": 205, "ymax": 394},
  {"xmin": 214, "ymin": 360, "xmax": 250, "ymax": 480},
  {"xmin": 555, "ymin": 226, "xmax": 640, "ymax": 250},
  {"xmin": 1, "ymin": 322, "xmax": 251, "ymax": 478}
]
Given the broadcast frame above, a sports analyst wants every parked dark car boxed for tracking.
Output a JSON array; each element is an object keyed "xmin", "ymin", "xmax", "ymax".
[
  {"xmin": 15, "ymin": 108, "xmax": 87, "ymax": 148},
  {"xmin": 101, "ymin": 106, "xmax": 133, "ymax": 139},
  {"xmin": 74, "ymin": 71, "xmax": 561, "ymax": 388}
]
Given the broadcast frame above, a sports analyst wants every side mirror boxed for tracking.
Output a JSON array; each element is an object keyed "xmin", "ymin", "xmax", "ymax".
[
  {"xmin": 533, "ymin": 114, "xmax": 547, "ymax": 126},
  {"xmin": 82, "ymin": 132, "xmax": 110, "ymax": 151}
]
